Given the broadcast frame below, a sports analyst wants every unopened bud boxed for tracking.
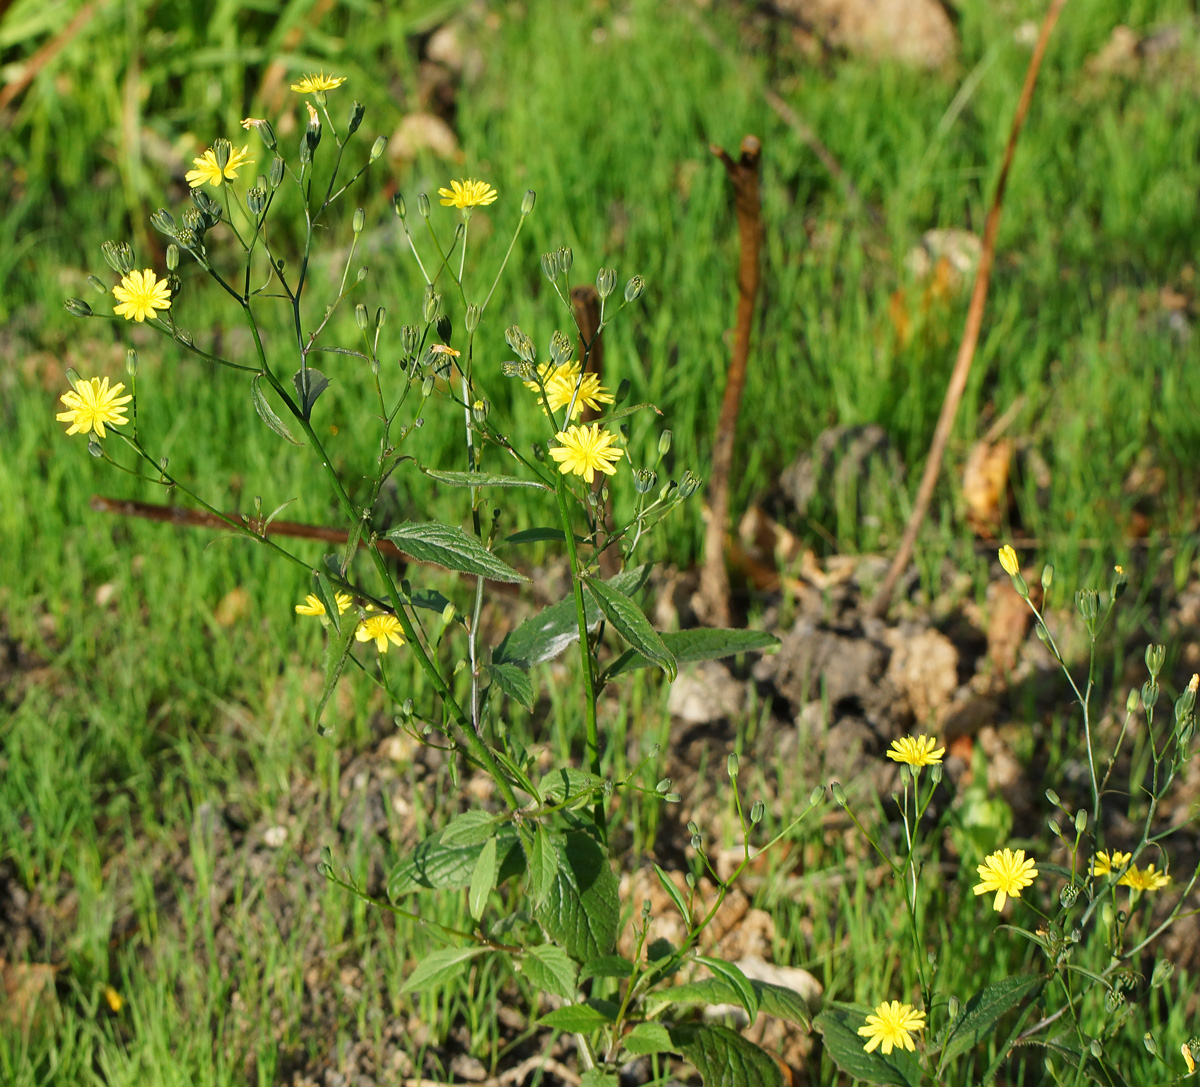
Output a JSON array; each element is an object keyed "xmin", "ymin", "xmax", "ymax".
[
  {"xmin": 65, "ymin": 298, "xmax": 93, "ymax": 318},
  {"xmin": 166, "ymin": 244, "xmax": 180, "ymax": 271},
  {"xmin": 727, "ymin": 753, "xmax": 739, "ymax": 779},
  {"xmin": 1041, "ymin": 564, "xmax": 1054, "ymax": 591},
  {"xmin": 1143, "ymin": 681, "xmax": 1159, "ymax": 710},
  {"xmin": 1074, "ymin": 809, "xmax": 1087, "ymax": 833},
  {"xmin": 423, "ymin": 288, "xmax": 440, "ymax": 324},
  {"xmin": 126, "ymin": 349, "xmax": 138, "ymax": 377},
  {"xmin": 399, "ymin": 324, "xmax": 420, "ymax": 358},
  {"xmin": 421, "ymin": 375, "xmax": 434, "ymax": 398},
  {"xmin": 417, "ymin": 192, "xmax": 431, "ymax": 218},
  {"xmin": 1126, "ymin": 688, "xmax": 1139, "ymax": 713},
  {"xmin": 624, "ymin": 275, "xmax": 645, "ymax": 302},
  {"xmin": 541, "ymin": 252, "xmax": 559, "ymax": 282},
  {"xmin": 355, "ymin": 304, "xmax": 368, "ymax": 331},
  {"xmin": 471, "ymin": 399, "xmax": 490, "ymax": 423},
  {"xmin": 65, "ymin": 367, "xmax": 81, "ymax": 391},
  {"xmin": 247, "ymin": 187, "xmax": 267, "ymax": 216},
  {"xmin": 356, "ymin": 267, "xmax": 367, "ymax": 283},
  {"xmin": 441, "ymin": 602, "xmax": 456, "ymax": 625},
  {"xmin": 150, "ymin": 209, "xmax": 177, "ymax": 237},
  {"xmin": 657, "ymin": 429, "xmax": 672, "ymax": 459},
  {"xmin": 212, "ymin": 139, "xmax": 231, "ymax": 170},
  {"xmin": 505, "ymin": 325, "xmax": 536, "ymax": 364},
  {"xmin": 464, "ymin": 304, "xmax": 481, "ymax": 333},
  {"xmin": 1045, "ymin": 788, "xmax": 1061, "ymax": 807},
  {"xmin": 678, "ymin": 471, "xmax": 702, "ymax": 499},
  {"xmin": 353, "ymin": 207, "xmax": 365, "ymax": 234},
  {"xmin": 102, "ymin": 241, "xmax": 135, "ymax": 274},
  {"xmin": 830, "ymin": 782, "xmax": 847, "ymax": 807},
  {"xmin": 521, "ymin": 189, "xmax": 536, "ymax": 215},
  {"xmin": 1060, "ymin": 883, "xmax": 1080, "ymax": 908},
  {"xmin": 633, "ymin": 468, "xmax": 657, "ymax": 494},
  {"xmin": 88, "ymin": 438, "xmax": 103, "ymax": 458},
  {"xmin": 596, "ymin": 267, "xmax": 616, "ymax": 299},
  {"xmin": 556, "ymin": 246, "xmax": 573, "ymax": 274},
  {"xmin": 1076, "ymin": 589, "xmax": 1098, "ymax": 625},
  {"xmin": 1151, "ymin": 959, "xmax": 1174, "ymax": 988},
  {"xmin": 750, "ymin": 799, "xmax": 764, "ymax": 824},
  {"xmin": 370, "ymin": 136, "xmax": 387, "ymax": 162},
  {"xmin": 269, "ymin": 156, "xmax": 285, "ymax": 189},
  {"xmin": 1146, "ymin": 644, "xmax": 1166, "ymax": 677},
  {"xmin": 1111, "ymin": 565, "xmax": 1128, "ymax": 601},
  {"xmin": 550, "ymin": 330, "xmax": 573, "ymax": 365},
  {"xmin": 87, "ymin": 275, "xmax": 107, "ymax": 294},
  {"xmin": 348, "ymin": 101, "xmax": 365, "ymax": 134}
]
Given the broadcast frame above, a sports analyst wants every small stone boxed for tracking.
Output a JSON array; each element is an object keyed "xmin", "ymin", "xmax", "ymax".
[{"xmin": 263, "ymin": 825, "xmax": 287, "ymax": 849}]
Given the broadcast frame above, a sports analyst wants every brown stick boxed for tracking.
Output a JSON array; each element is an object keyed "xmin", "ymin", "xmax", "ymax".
[
  {"xmin": 867, "ymin": 0, "xmax": 1068, "ymax": 620},
  {"xmin": 700, "ymin": 136, "xmax": 763, "ymax": 628}
]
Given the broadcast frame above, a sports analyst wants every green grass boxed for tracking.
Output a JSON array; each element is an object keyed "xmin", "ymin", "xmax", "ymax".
[{"xmin": 4, "ymin": 0, "xmax": 1200, "ymax": 1082}]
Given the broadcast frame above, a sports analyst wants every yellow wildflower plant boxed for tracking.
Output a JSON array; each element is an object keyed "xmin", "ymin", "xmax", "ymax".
[
  {"xmin": 356, "ymin": 614, "xmax": 405, "ymax": 652},
  {"xmin": 974, "ymin": 847, "xmax": 1038, "ymax": 912},
  {"xmin": 524, "ymin": 360, "xmax": 614, "ymax": 420},
  {"xmin": 998, "ymin": 544, "xmax": 1020, "ymax": 578},
  {"xmin": 886, "ymin": 735, "xmax": 945, "ymax": 768},
  {"xmin": 549, "ymin": 424, "xmax": 623, "ymax": 484},
  {"xmin": 57, "ymin": 376, "xmax": 132, "ymax": 438},
  {"xmin": 438, "ymin": 178, "xmax": 499, "ymax": 209},
  {"xmin": 112, "ymin": 268, "xmax": 172, "ymax": 323},
  {"xmin": 185, "ymin": 144, "xmax": 254, "ymax": 189},
  {"xmin": 1118, "ymin": 863, "xmax": 1170, "ymax": 892},
  {"xmin": 857, "ymin": 1001, "xmax": 926, "ymax": 1055},
  {"xmin": 290, "ymin": 71, "xmax": 346, "ymax": 93},
  {"xmin": 1090, "ymin": 850, "xmax": 1132, "ymax": 878},
  {"xmin": 295, "ymin": 592, "xmax": 352, "ymax": 618}
]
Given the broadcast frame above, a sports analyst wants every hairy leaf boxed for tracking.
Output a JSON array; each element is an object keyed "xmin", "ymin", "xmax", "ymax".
[
  {"xmin": 815, "ymin": 1003, "xmax": 919, "ymax": 1087},
  {"xmin": 388, "ymin": 825, "xmax": 524, "ymax": 898},
  {"xmin": 668, "ymin": 1023, "xmax": 783, "ymax": 1087},
  {"xmin": 623, "ymin": 1021, "xmax": 674, "ymax": 1056},
  {"xmin": 399, "ymin": 947, "xmax": 487, "ymax": 995},
  {"xmin": 584, "ymin": 576, "xmax": 676, "ymax": 681},
  {"xmin": 937, "ymin": 974, "xmax": 1045, "ymax": 1072},
  {"xmin": 539, "ymin": 999, "xmax": 619, "ymax": 1032},
  {"xmin": 422, "ymin": 467, "xmax": 552, "ymax": 491},
  {"xmin": 484, "ymin": 662, "xmax": 535, "ymax": 711},
  {"xmin": 521, "ymin": 944, "xmax": 579, "ymax": 1001},
  {"xmin": 384, "ymin": 521, "xmax": 528, "ymax": 583},
  {"xmin": 606, "ymin": 628, "xmax": 780, "ymax": 679},
  {"xmin": 534, "ymin": 830, "xmax": 620, "ymax": 962}
]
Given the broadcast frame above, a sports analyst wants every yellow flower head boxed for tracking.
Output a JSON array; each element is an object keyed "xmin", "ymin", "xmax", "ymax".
[
  {"xmin": 438, "ymin": 178, "xmax": 499, "ymax": 209},
  {"xmin": 57, "ymin": 376, "xmax": 132, "ymax": 438},
  {"xmin": 998, "ymin": 545, "xmax": 1020, "ymax": 578},
  {"xmin": 112, "ymin": 268, "xmax": 172, "ymax": 323},
  {"xmin": 1091, "ymin": 850, "xmax": 1132, "ymax": 878},
  {"xmin": 549, "ymin": 424, "xmax": 624, "ymax": 484},
  {"xmin": 429, "ymin": 344, "xmax": 461, "ymax": 359},
  {"xmin": 974, "ymin": 847, "xmax": 1038, "ymax": 912},
  {"xmin": 356, "ymin": 614, "xmax": 405, "ymax": 653},
  {"xmin": 857, "ymin": 1001, "xmax": 926, "ymax": 1055},
  {"xmin": 524, "ymin": 360, "xmax": 614, "ymax": 420},
  {"xmin": 295, "ymin": 592, "xmax": 352, "ymax": 618},
  {"xmin": 886, "ymin": 735, "xmax": 945, "ymax": 768},
  {"xmin": 291, "ymin": 71, "xmax": 346, "ymax": 93},
  {"xmin": 185, "ymin": 143, "xmax": 254, "ymax": 189},
  {"xmin": 1183, "ymin": 1043, "xmax": 1196, "ymax": 1076},
  {"xmin": 1119, "ymin": 863, "xmax": 1170, "ymax": 892}
]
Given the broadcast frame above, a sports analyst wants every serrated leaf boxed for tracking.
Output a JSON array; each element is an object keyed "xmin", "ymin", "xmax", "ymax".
[
  {"xmin": 251, "ymin": 374, "xmax": 303, "ymax": 445},
  {"xmin": 668, "ymin": 1023, "xmax": 783, "ymax": 1087},
  {"xmin": 442, "ymin": 810, "xmax": 502, "ymax": 847},
  {"xmin": 653, "ymin": 864, "xmax": 691, "ymax": 927},
  {"xmin": 580, "ymin": 1071, "xmax": 620, "ymax": 1087},
  {"xmin": 754, "ymin": 980, "xmax": 812, "ymax": 1030},
  {"xmin": 468, "ymin": 835, "xmax": 497, "ymax": 920},
  {"xmin": 314, "ymin": 603, "xmax": 357, "ymax": 732},
  {"xmin": 606, "ymin": 628, "xmax": 781, "ymax": 679},
  {"xmin": 521, "ymin": 944, "xmax": 579, "ymax": 1001},
  {"xmin": 815, "ymin": 1003, "xmax": 919, "ymax": 1087},
  {"xmin": 484, "ymin": 662, "xmax": 535, "ymax": 711},
  {"xmin": 580, "ymin": 955, "xmax": 634, "ymax": 982},
  {"xmin": 585, "ymin": 576, "xmax": 676, "ymax": 681},
  {"xmin": 388, "ymin": 825, "xmax": 524, "ymax": 898},
  {"xmin": 539, "ymin": 767, "xmax": 602, "ymax": 804},
  {"xmin": 534, "ymin": 830, "xmax": 620, "ymax": 962},
  {"xmin": 293, "ymin": 366, "xmax": 330, "ymax": 418},
  {"xmin": 399, "ymin": 946, "xmax": 487, "ymax": 995},
  {"xmin": 695, "ymin": 957, "xmax": 759, "ymax": 1022},
  {"xmin": 384, "ymin": 521, "xmax": 528, "ymax": 584},
  {"xmin": 539, "ymin": 999, "xmax": 620, "ymax": 1032},
  {"xmin": 422, "ymin": 467, "xmax": 552, "ymax": 491},
  {"xmin": 527, "ymin": 824, "xmax": 558, "ymax": 906},
  {"xmin": 648, "ymin": 977, "xmax": 810, "ymax": 1029},
  {"xmin": 623, "ymin": 1021, "xmax": 674, "ymax": 1056},
  {"xmin": 936, "ymin": 974, "xmax": 1045, "ymax": 1072},
  {"xmin": 493, "ymin": 565, "xmax": 651, "ymax": 667}
]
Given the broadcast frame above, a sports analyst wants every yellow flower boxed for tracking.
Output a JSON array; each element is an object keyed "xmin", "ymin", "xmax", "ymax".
[
  {"xmin": 857, "ymin": 1001, "xmax": 926, "ymax": 1055},
  {"xmin": 438, "ymin": 178, "xmax": 499, "ymax": 209},
  {"xmin": 974, "ymin": 847, "xmax": 1038, "ymax": 912},
  {"xmin": 1091, "ymin": 850, "xmax": 1132, "ymax": 878},
  {"xmin": 112, "ymin": 268, "xmax": 172, "ymax": 323},
  {"xmin": 295, "ymin": 592, "xmax": 352, "ymax": 618},
  {"xmin": 103, "ymin": 985, "xmax": 123, "ymax": 1013},
  {"xmin": 185, "ymin": 144, "xmax": 254, "ymax": 189},
  {"xmin": 998, "ymin": 545, "xmax": 1020, "ymax": 578},
  {"xmin": 430, "ymin": 344, "xmax": 461, "ymax": 358},
  {"xmin": 290, "ymin": 71, "xmax": 346, "ymax": 93},
  {"xmin": 56, "ymin": 376, "xmax": 132, "ymax": 438},
  {"xmin": 356, "ymin": 614, "xmax": 405, "ymax": 652},
  {"xmin": 549, "ymin": 424, "xmax": 624, "ymax": 484},
  {"xmin": 886, "ymin": 735, "xmax": 945, "ymax": 768},
  {"xmin": 1183, "ymin": 1043, "xmax": 1196, "ymax": 1076},
  {"xmin": 525, "ymin": 360, "xmax": 614, "ymax": 420},
  {"xmin": 1118, "ymin": 863, "xmax": 1170, "ymax": 892}
]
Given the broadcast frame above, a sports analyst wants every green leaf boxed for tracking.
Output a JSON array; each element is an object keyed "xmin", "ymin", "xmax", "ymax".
[
  {"xmin": 502, "ymin": 527, "xmax": 578, "ymax": 546},
  {"xmin": 580, "ymin": 1071, "xmax": 620, "ymax": 1087},
  {"xmin": 695, "ymin": 957, "xmax": 759, "ymax": 1022},
  {"xmin": 579, "ymin": 955, "xmax": 634, "ymax": 982},
  {"xmin": 539, "ymin": 767, "xmax": 602, "ymax": 804},
  {"xmin": 314, "ymin": 603, "xmax": 357, "ymax": 734},
  {"xmin": 399, "ymin": 946, "xmax": 487, "ymax": 995},
  {"xmin": 388, "ymin": 825, "xmax": 524, "ymax": 898},
  {"xmin": 292, "ymin": 366, "xmax": 329, "ymax": 418},
  {"xmin": 527, "ymin": 824, "xmax": 558, "ymax": 906},
  {"xmin": 384, "ymin": 521, "xmax": 529, "ymax": 584},
  {"xmin": 606, "ymin": 628, "xmax": 781, "ymax": 679},
  {"xmin": 422, "ymin": 467, "xmax": 553, "ymax": 491},
  {"xmin": 814, "ymin": 1003, "xmax": 919, "ymax": 1087},
  {"xmin": 309, "ymin": 570, "xmax": 343, "ymax": 634},
  {"xmin": 468, "ymin": 835, "xmax": 497, "ymax": 920},
  {"xmin": 755, "ymin": 980, "xmax": 813, "ymax": 1030},
  {"xmin": 493, "ymin": 565, "xmax": 651, "ymax": 667},
  {"xmin": 251, "ymin": 374, "xmax": 303, "ymax": 445},
  {"xmin": 442, "ymin": 810, "xmax": 502, "ymax": 847},
  {"xmin": 484, "ymin": 662, "xmax": 535, "ymax": 711},
  {"xmin": 623, "ymin": 1021, "xmax": 674, "ymax": 1056},
  {"xmin": 936, "ymin": 974, "xmax": 1045, "ymax": 1072},
  {"xmin": 652, "ymin": 864, "xmax": 691, "ymax": 927},
  {"xmin": 539, "ymin": 999, "xmax": 620, "ymax": 1032},
  {"xmin": 534, "ymin": 830, "xmax": 620, "ymax": 962},
  {"xmin": 644, "ymin": 974, "xmax": 808, "ymax": 1027},
  {"xmin": 584, "ymin": 576, "xmax": 676, "ymax": 681},
  {"xmin": 409, "ymin": 587, "xmax": 466, "ymax": 623},
  {"xmin": 521, "ymin": 944, "xmax": 579, "ymax": 1001},
  {"xmin": 668, "ymin": 1023, "xmax": 783, "ymax": 1087}
]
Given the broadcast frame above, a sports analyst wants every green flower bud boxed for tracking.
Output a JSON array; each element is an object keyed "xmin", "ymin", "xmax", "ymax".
[
  {"xmin": 417, "ymin": 192, "xmax": 430, "ymax": 218},
  {"xmin": 353, "ymin": 207, "xmax": 365, "ymax": 234},
  {"xmin": 191, "ymin": 189, "xmax": 222, "ymax": 227},
  {"xmin": 655, "ymin": 778, "xmax": 670, "ymax": 794},
  {"xmin": 423, "ymin": 287, "xmax": 440, "ymax": 324},
  {"xmin": 392, "ymin": 193, "xmax": 406, "ymax": 219},
  {"xmin": 126, "ymin": 349, "xmax": 138, "ymax": 377},
  {"xmin": 1146, "ymin": 644, "xmax": 1166, "ymax": 677},
  {"xmin": 471, "ymin": 399, "xmax": 490, "ymax": 424},
  {"xmin": 750, "ymin": 800, "xmax": 764, "ymax": 824},
  {"xmin": 421, "ymin": 375, "xmax": 435, "ymax": 398},
  {"xmin": 166, "ymin": 244, "xmax": 179, "ymax": 271},
  {"xmin": 375, "ymin": 307, "xmax": 386, "ymax": 330},
  {"xmin": 521, "ymin": 189, "xmax": 536, "ymax": 215},
  {"xmin": 1142, "ymin": 680, "xmax": 1159, "ymax": 710},
  {"xmin": 727, "ymin": 752, "xmax": 739, "ymax": 779},
  {"xmin": 64, "ymin": 298, "xmax": 93, "ymax": 318},
  {"xmin": 212, "ymin": 138, "xmax": 231, "ymax": 170},
  {"xmin": 1041, "ymin": 563, "xmax": 1054, "ymax": 591},
  {"xmin": 464, "ymin": 303, "xmax": 481, "ymax": 333},
  {"xmin": 556, "ymin": 246, "xmax": 573, "ymax": 274},
  {"xmin": 355, "ymin": 303, "xmax": 369, "ymax": 331},
  {"xmin": 298, "ymin": 132, "xmax": 312, "ymax": 165},
  {"xmin": 355, "ymin": 267, "xmax": 367, "ymax": 283},
  {"xmin": 540, "ymin": 252, "xmax": 559, "ymax": 282},
  {"xmin": 1048, "ymin": 817, "xmax": 1064, "ymax": 841},
  {"xmin": 633, "ymin": 468, "xmax": 657, "ymax": 494},
  {"xmin": 1076, "ymin": 589, "xmax": 1098, "ymax": 626},
  {"xmin": 64, "ymin": 367, "xmax": 81, "ymax": 391},
  {"xmin": 550, "ymin": 330, "xmax": 573, "ymax": 365},
  {"xmin": 678, "ymin": 471, "xmax": 702, "ymax": 499},
  {"xmin": 370, "ymin": 136, "xmax": 386, "ymax": 162},
  {"xmin": 399, "ymin": 324, "xmax": 420, "ymax": 358},
  {"xmin": 1143, "ymin": 1032, "xmax": 1157, "ymax": 1056},
  {"xmin": 88, "ymin": 438, "xmax": 103, "ymax": 457},
  {"xmin": 1150, "ymin": 959, "xmax": 1173, "ymax": 988},
  {"xmin": 247, "ymin": 187, "xmax": 267, "ymax": 216},
  {"xmin": 257, "ymin": 119, "xmax": 277, "ymax": 150},
  {"xmin": 1104, "ymin": 989, "xmax": 1124, "ymax": 1013},
  {"xmin": 690, "ymin": 833, "xmax": 702, "ymax": 850},
  {"xmin": 658, "ymin": 429, "xmax": 672, "ymax": 459},
  {"xmin": 624, "ymin": 274, "xmax": 646, "ymax": 302},
  {"xmin": 1126, "ymin": 688, "xmax": 1140, "ymax": 713},
  {"xmin": 1060, "ymin": 883, "xmax": 1080, "ymax": 908},
  {"xmin": 176, "ymin": 228, "xmax": 199, "ymax": 252},
  {"xmin": 947, "ymin": 996, "xmax": 960, "ymax": 1021},
  {"xmin": 150, "ymin": 209, "xmax": 177, "ymax": 237},
  {"xmin": 1089, "ymin": 1039, "xmax": 1102, "ymax": 1059},
  {"xmin": 1045, "ymin": 788, "xmax": 1061, "ymax": 807},
  {"xmin": 102, "ymin": 241, "xmax": 135, "ymax": 275},
  {"xmin": 84, "ymin": 273, "xmax": 108, "ymax": 296},
  {"xmin": 347, "ymin": 101, "xmax": 365, "ymax": 134},
  {"xmin": 596, "ymin": 267, "xmax": 617, "ymax": 299},
  {"xmin": 664, "ymin": 792, "xmax": 682, "ymax": 803},
  {"xmin": 269, "ymin": 156, "xmax": 285, "ymax": 189},
  {"xmin": 441, "ymin": 601, "xmax": 456, "ymax": 624},
  {"xmin": 505, "ymin": 325, "xmax": 536, "ymax": 364},
  {"xmin": 830, "ymin": 782, "xmax": 847, "ymax": 807},
  {"xmin": 1074, "ymin": 809, "xmax": 1087, "ymax": 834},
  {"xmin": 930, "ymin": 764, "xmax": 944, "ymax": 784},
  {"xmin": 659, "ymin": 479, "xmax": 678, "ymax": 502}
]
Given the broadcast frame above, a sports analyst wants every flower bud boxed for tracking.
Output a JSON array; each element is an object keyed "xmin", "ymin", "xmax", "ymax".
[
  {"xmin": 1111, "ymin": 564, "xmax": 1128, "ymax": 601},
  {"xmin": 596, "ymin": 267, "xmax": 616, "ymax": 299},
  {"xmin": 556, "ymin": 246, "xmax": 573, "ymax": 274},
  {"xmin": 1045, "ymin": 788, "xmax": 1060, "ymax": 807},
  {"xmin": 1060, "ymin": 883, "xmax": 1080, "ymax": 908},
  {"xmin": 399, "ymin": 324, "xmax": 420, "ymax": 358},
  {"xmin": 87, "ymin": 275, "xmax": 108, "ymax": 294},
  {"xmin": 727, "ymin": 752, "xmax": 739, "ymax": 779},
  {"xmin": 64, "ymin": 297, "xmax": 93, "ymax": 318},
  {"xmin": 269, "ymin": 156, "xmax": 285, "ymax": 189},
  {"xmin": 299, "ymin": 132, "xmax": 312, "ymax": 165},
  {"xmin": 1074, "ymin": 809, "xmax": 1087, "ymax": 833},
  {"xmin": 633, "ymin": 468, "xmax": 657, "ymax": 494},
  {"xmin": 166, "ymin": 244, "xmax": 179, "ymax": 271},
  {"xmin": 88, "ymin": 438, "xmax": 103, "ymax": 457},
  {"xmin": 678, "ymin": 471, "xmax": 702, "ymax": 499},
  {"xmin": 247, "ymin": 187, "xmax": 267, "ymax": 216},
  {"xmin": 1146, "ymin": 644, "xmax": 1166, "ymax": 677},
  {"xmin": 423, "ymin": 287, "xmax": 441, "ymax": 324},
  {"xmin": 213, "ymin": 138, "xmax": 231, "ymax": 170},
  {"xmin": 370, "ymin": 136, "xmax": 387, "ymax": 162},
  {"xmin": 392, "ymin": 193, "xmax": 406, "ymax": 219},
  {"xmin": 1150, "ymin": 959, "xmax": 1173, "ymax": 988},
  {"xmin": 550, "ymin": 330, "xmax": 573, "ymax": 365},
  {"xmin": 421, "ymin": 375, "xmax": 435, "ymax": 398},
  {"xmin": 102, "ymin": 241, "xmax": 135, "ymax": 275},
  {"xmin": 471, "ymin": 399, "xmax": 490, "ymax": 424},
  {"xmin": 998, "ymin": 544, "xmax": 1019, "ymax": 577},
  {"xmin": 947, "ymin": 996, "xmax": 960, "ymax": 1021},
  {"xmin": 665, "ymin": 792, "xmax": 682, "ymax": 803},
  {"xmin": 504, "ymin": 325, "xmax": 536, "ymax": 364},
  {"xmin": 655, "ymin": 778, "xmax": 670, "ymax": 794},
  {"xmin": 1076, "ymin": 589, "xmax": 1098, "ymax": 626},
  {"xmin": 150, "ymin": 209, "xmax": 177, "ymax": 237},
  {"xmin": 65, "ymin": 367, "xmax": 81, "ymax": 391},
  {"xmin": 624, "ymin": 275, "xmax": 645, "ymax": 302},
  {"xmin": 375, "ymin": 307, "xmax": 386, "ymax": 330},
  {"xmin": 356, "ymin": 267, "xmax": 367, "ymax": 283},
  {"xmin": 750, "ymin": 800, "xmax": 764, "ymax": 824},
  {"xmin": 464, "ymin": 303, "xmax": 481, "ymax": 333},
  {"xmin": 657, "ymin": 429, "xmax": 672, "ymax": 459},
  {"xmin": 355, "ymin": 303, "xmax": 369, "ymax": 331},
  {"xmin": 176, "ymin": 228, "xmax": 198, "ymax": 253},
  {"xmin": 126, "ymin": 349, "xmax": 138, "ymax": 377},
  {"xmin": 830, "ymin": 782, "xmax": 847, "ymax": 807},
  {"xmin": 441, "ymin": 601, "xmax": 456, "ymax": 625},
  {"xmin": 417, "ymin": 192, "xmax": 431, "ymax": 219},
  {"xmin": 1143, "ymin": 1033, "xmax": 1157, "ymax": 1056},
  {"xmin": 540, "ymin": 252, "xmax": 559, "ymax": 282},
  {"xmin": 1175, "ymin": 675, "xmax": 1197, "ymax": 720},
  {"xmin": 181, "ymin": 207, "xmax": 205, "ymax": 234},
  {"xmin": 1041, "ymin": 563, "xmax": 1054, "ymax": 591},
  {"xmin": 521, "ymin": 189, "xmax": 536, "ymax": 215},
  {"xmin": 1143, "ymin": 680, "xmax": 1159, "ymax": 710},
  {"xmin": 348, "ymin": 101, "xmax": 365, "ymax": 134},
  {"xmin": 258, "ymin": 119, "xmax": 277, "ymax": 150},
  {"xmin": 1126, "ymin": 688, "xmax": 1140, "ymax": 713},
  {"xmin": 353, "ymin": 207, "xmax": 366, "ymax": 235}
]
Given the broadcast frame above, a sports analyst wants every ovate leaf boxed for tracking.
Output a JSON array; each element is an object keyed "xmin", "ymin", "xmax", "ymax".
[
  {"xmin": 292, "ymin": 366, "xmax": 330, "ymax": 418},
  {"xmin": 814, "ymin": 1003, "xmax": 918, "ymax": 1087},
  {"xmin": 400, "ymin": 946, "xmax": 487, "ymax": 995},
  {"xmin": 527, "ymin": 824, "xmax": 558, "ymax": 907},
  {"xmin": 521, "ymin": 944, "xmax": 579, "ymax": 1001},
  {"xmin": 667, "ymin": 1023, "xmax": 784, "ymax": 1087},
  {"xmin": 385, "ymin": 521, "xmax": 528, "ymax": 583},
  {"xmin": 484, "ymin": 662, "xmax": 535, "ymax": 711},
  {"xmin": 695, "ymin": 956, "xmax": 759, "ymax": 1022},
  {"xmin": 584, "ymin": 576, "xmax": 676, "ymax": 681},
  {"xmin": 623, "ymin": 1021, "xmax": 674, "ymax": 1056},
  {"xmin": 936, "ymin": 974, "xmax": 1045, "ymax": 1073},
  {"xmin": 251, "ymin": 374, "xmax": 303, "ymax": 445},
  {"xmin": 538, "ymin": 767, "xmax": 602, "ymax": 804},
  {"xmin": 441, "ymin": 810, "xmax": 501, "ymax": 847},
  {"xmin": 534, "ymin": 830, "xmax": 620, "ymax": 962},
  {"xmin": 539, "ymin": 999, "xmax": 619, "ymax": 1032},
  {"xmin": 579, "ymin": 955, "xmax": 634, "ymax": 982},
  {"xmin": 388, "ymin": 825, "xmax": 524, "ymax": 898}
]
